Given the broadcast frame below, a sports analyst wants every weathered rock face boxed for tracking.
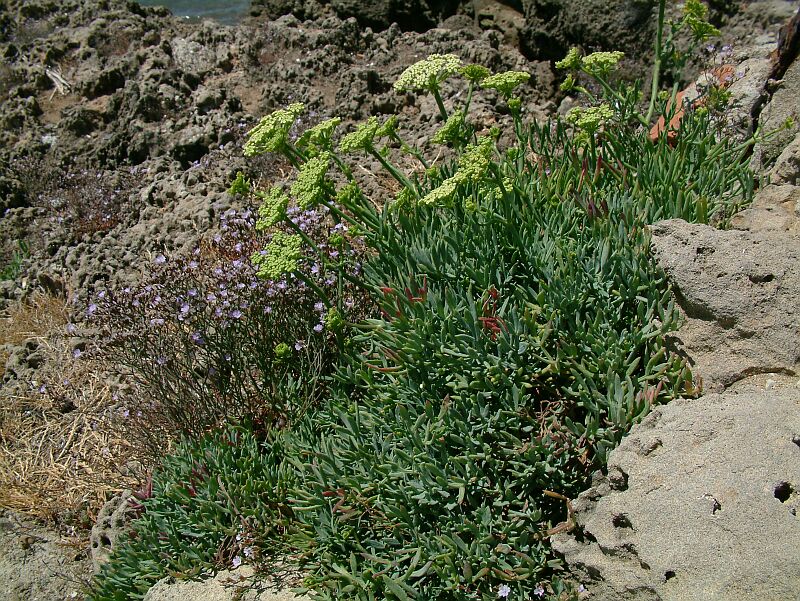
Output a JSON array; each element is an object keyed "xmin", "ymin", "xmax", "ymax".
[
  {"xmin": 520, "ymin": 0, "xmax": 655, "ymax": 61},
  {"xmin": 250, "ymin": 0, "xmax": 462, "ymax": 31},
  {"xmin": 552, "ymin": 381, "xmax": 800, "ymax": 600},
  {"xmin": 648, "ymin": 213, "xmax": 799, "ymax": 392},
  {"xmin": 0, "ymin": 0, "xmax": 553, "ymax": 318},
  {"xmin": 89, "ymin": 491, "xmax": 133, "ymax": 572},
  {"xmin": 251, "ymin": 0, "xmax": 657, "ymax": 61},
  {"xmin": 0, "ymin": 511, "xmax": 90, "ymax": 601},
  {"xmin": 143, "ymin": 566, "xmax": 310, "ymax": 601}
]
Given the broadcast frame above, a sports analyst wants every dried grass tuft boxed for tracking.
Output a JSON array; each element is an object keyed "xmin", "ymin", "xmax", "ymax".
[{"xmin": 0, "ymin": 292, "xmax": 140, "ymax": 523}]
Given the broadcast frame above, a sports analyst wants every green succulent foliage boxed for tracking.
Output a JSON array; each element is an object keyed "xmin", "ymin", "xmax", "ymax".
[
  {"xmin": 88, "ymin": 427, "xmax": 292, "ymax": 601},
  {"xmin": 0, "ymin": 239, "xmax": 29, "ymax": 281},
  {"xmin": 281, "ymin": 103, "xmax": 759, "ymax": 600}
]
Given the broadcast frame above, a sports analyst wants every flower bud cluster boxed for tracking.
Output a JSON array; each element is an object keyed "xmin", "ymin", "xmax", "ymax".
[
  {"xmin": 393, "ymin": 54, "xmax": 462, "ymax": 92},
  {"xmin": 252, "ymin": 231, "xmax": 303, "ymax": 280},
  {"xmin": 244, "ymin": 103, "xmax": 305, "ymax": 156}
]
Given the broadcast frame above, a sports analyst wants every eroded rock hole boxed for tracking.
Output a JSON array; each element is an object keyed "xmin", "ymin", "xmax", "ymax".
[
  {"xmin": 664, "ymin": 570, "xmax": 676, "ymax": 581},
  {"xmin": 774, "ymin": 481, "xmax": 793, "ymax": 503},
  {"xmin": 612, "ymin": 513, "xmax": 633, "ymax": 529}
]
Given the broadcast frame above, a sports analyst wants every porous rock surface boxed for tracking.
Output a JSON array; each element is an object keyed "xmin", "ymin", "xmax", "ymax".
[
  {"xmin": 649, "ymin": 210, "xmax": 799, "ymax": 392},
  {"xmin": 0, "ymin": 511, "xmax": 90, "ymax": 601},
  {"xmin": 142, "ymin": 566, "xmax": 310, "ymax": 601},
  {"xmin": 89, "ymin": 490, "xmax": 132, "ymax": 572},
  {"xmin": 552, "ymin": 380, "xmax": 800, "ymax": 600}
]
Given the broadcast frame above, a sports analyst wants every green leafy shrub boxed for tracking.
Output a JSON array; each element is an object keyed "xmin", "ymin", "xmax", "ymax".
[{"xmin": 88, "ymin": 426, "xmax": 293, "ymax": 601}]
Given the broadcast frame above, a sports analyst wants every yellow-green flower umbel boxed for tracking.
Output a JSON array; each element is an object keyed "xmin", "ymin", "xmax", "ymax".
[
  {"xmin": 459, "ymin": 63, "xmax": 490, "ymax": 83},
  {"xmin": 480, "ymin": 70, "xmax": 530, "ymax": 98},
  {"xmin": 338, "ymin": 117, "xmax": 380, "ymax": 154},
  {"xmin": 291, "ymin": 152, "xmax": 331, "ymax": 209},
  {"xmin": 566, "ymin": 104, "xmax": 615, "ymax": 134},
  {"xmin": 244, "ymin": 103, "xmax": 305, "ymax": 156},
  {"xmin": 581, "ymin": 51, "xmax": 625, "ymax": 78},
  {"xmin": 555, "ymin": 47, "xmax": 582, "ymax": 72},
  {"xmin": 683, "ymin": 0, "xmax": 720, "ymax": 41},
  {"xmin": 255, "ymin": 187, "xmax": 289, "ymax": 230},
  {"xmin": 431, "ymin": 111, "xmax": 466, "ymax": 145},
  {"xmin": 394, "ymin": 54, "xmax": 462, "ymax": 92},
  {"xmin": 252, "ymin": 231, "xmax": 302, "ymax": 280},
  {"xmin": 297, "ymin": 117, "xmax": 341, "ymax": 153}
]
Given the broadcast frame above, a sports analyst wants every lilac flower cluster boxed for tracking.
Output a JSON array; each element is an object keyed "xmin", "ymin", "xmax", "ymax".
[{"xmin": 90, "ymin": 202, "xmax": 373, "ymax": 444}]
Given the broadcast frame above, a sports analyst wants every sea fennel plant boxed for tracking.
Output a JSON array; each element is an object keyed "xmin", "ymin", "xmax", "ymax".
[{"xmin": 233, "ymin": 4, "xmax": 752, "ymax": 596}]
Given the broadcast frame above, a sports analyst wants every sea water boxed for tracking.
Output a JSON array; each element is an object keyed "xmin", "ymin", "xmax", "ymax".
[{"xmin": 135, "ymin": 0, "xmax": 250, "ymax": 25}]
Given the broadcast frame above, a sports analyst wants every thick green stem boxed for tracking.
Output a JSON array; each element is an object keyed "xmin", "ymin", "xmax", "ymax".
[
  {"xmin": 294, "ymin": 271, "xmax": 332, "ymax": 309},
  {"xmin": 369, "ymin": 147, "xmax": 414, "ymax": 191},
  {"xmin": 432, "ymin": 87, "xmax": 449, "ymax": 121},
  {"xmin": 463, "ymin": 82, "xmax": 475, "ymax": 116},
  {"xmin": 286, "ymin": 218, "xmax": 323, "ymax": 257},
  {"xmin": 281, "ymin": 143, "xmax": 305, "ymax": 169}
]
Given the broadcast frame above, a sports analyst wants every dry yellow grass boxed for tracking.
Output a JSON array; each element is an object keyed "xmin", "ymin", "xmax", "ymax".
[{"xmin": 0, "ymin": 292, "xmax": 139, "ymax": 523}]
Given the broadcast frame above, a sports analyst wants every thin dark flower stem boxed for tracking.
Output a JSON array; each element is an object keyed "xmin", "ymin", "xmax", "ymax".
[{"xmin": 645, "ymin": 0, "xmax": 667, "ymax": 124}]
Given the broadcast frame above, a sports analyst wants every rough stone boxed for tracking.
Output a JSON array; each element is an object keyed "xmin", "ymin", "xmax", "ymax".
[
  {"xmin": 730, "ymin": 183, "xmax": 800, "ymax": 233},
  {"xmin": 89, "ymin": 490, "xmax": 132, "ymax": 572},
  {"xmin": 0, "ymin": 511, "xmax": 90, "ymax": 601},
  {"xmin": 553, "ymin": 381, "xmax": 800, "ymax": 601},
  {"xmin": 752, "ymin": 49, "xmax": 800, "ymax": 173},
  {"xmin": 649, "ymin": 218, "xmax": 800, "ymax": 392},
  {"xmin": 768, "ymin": 129, "xmax": 800, "ymax": 185},
  {"xmin": 143, "ymin": 566, "xmax": 311, "ymax": 601},
  {"xmin": 520, "ymin": 0, "xmax": 655, "ymax": 62}
]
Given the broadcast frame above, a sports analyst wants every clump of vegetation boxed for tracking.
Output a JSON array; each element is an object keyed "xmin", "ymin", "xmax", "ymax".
[
  {"xmin": 88, "ymin": 1, "xmax": 761, "ymax": 599},
  {"xmin": 90, "ymin": 426, "xmax": 294, "ymax": 600},
  {"xmin": 0, "ymin": 239, "xmax": 28, "ymax": 281},
  {"xmin": 9, "ymin": 155, "xmax": 136, "ymax": 241},
  {"xmin": 91, "ymin": 204, "xmax": 372, "ymax": 454}
]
